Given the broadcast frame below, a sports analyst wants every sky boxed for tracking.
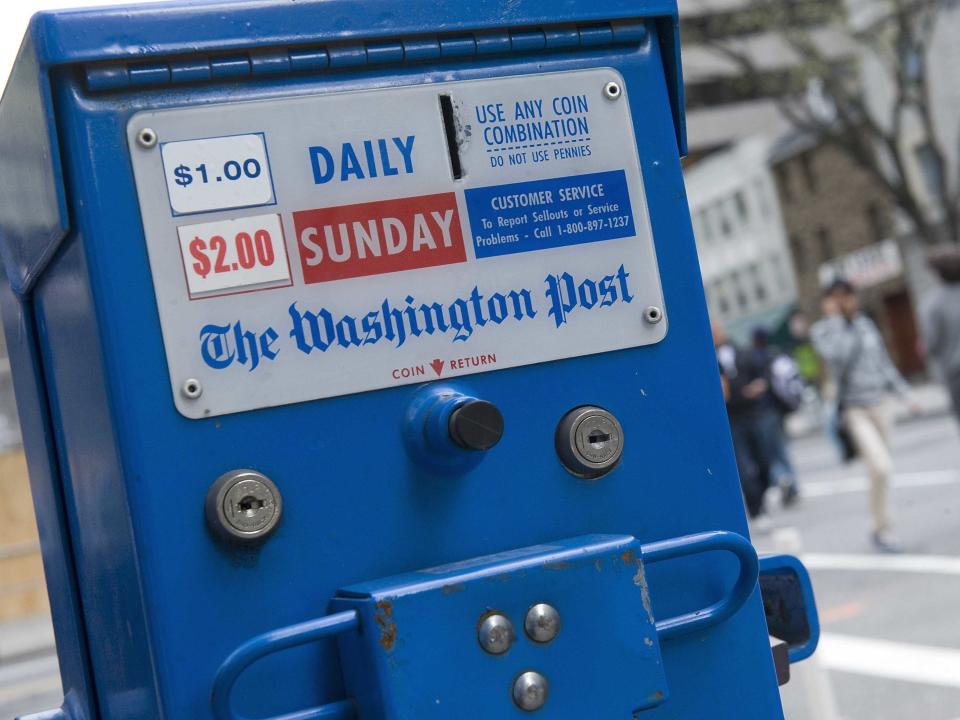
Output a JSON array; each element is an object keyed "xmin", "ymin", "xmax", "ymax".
[{"xmin": 0, "ymin": 1, "xmax": 158, "ymax": 89}]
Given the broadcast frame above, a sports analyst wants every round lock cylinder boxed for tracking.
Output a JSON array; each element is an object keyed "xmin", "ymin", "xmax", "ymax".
[
  {"xmin": 205, "ymin": 469, "xmax": 282, "ymax": 542},
  {"xmin": 555, "ymin": 406, "xmax": 624, "ymax": 479}
]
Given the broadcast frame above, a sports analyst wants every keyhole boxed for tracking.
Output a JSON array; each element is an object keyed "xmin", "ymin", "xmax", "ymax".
[
  {"xmin": 238, "ymin": 495, "xmax": 264, "ymax": 517},
  {"xmin": 589, "ymin": 432, "xmax": 611, "ymax": 445}
]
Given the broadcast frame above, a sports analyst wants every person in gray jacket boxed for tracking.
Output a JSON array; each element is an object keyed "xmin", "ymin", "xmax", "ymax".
[
  {"xmin": 812, "ymin": 279, "xmax": 919, "ymax": 552},
  {"xmin": 921, "ymin": 245, "xmax": 960, "ymax": 424}
]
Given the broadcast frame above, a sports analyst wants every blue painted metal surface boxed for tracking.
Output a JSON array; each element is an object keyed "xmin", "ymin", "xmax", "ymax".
[
  {"xmin": 213, "ymin": 532, "xmax": 760, "ymax": 720},
  {"xmin": 212, "ymin": 612, "xmax": 360, "ymax": 720},
  {"xmin": 0, "ymin": 1, "xmax": 814, "ymax": 718},
  {"xmin": 642, "ymin": 530, "xmax": 759, "ymax": 640}
]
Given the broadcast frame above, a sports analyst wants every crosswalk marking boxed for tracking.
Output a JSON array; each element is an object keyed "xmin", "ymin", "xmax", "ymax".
[
  {"xmin": 818, "ymin": 633, "xmax": 960, "ymax": 689},
  {"xmin": 802, "ymin": 553, "xmax": 960, "ymax": 576}
]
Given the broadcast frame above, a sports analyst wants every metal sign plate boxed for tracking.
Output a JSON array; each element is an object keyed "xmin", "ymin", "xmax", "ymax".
[{"xmin": 128, "ymin": 69, "xmax": 667, "ymax": 418}]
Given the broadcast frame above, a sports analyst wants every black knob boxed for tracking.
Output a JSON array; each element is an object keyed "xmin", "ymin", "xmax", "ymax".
[{"xmin": 448, "ymin": 400, "xmax": 504, "ymax": 451}]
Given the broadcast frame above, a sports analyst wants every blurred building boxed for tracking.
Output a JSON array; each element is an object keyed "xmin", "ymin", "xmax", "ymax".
[
  {"xmin": 846, "ymin": 0, "xmax": 960, "ymax": 240},
  {"xmin": 678, "ymin": 0, "xmax": 854, "ymax": 159},
  {"xmin": 685, "ymin": 137, "xmax": 799, "ymax": 345},
  {"xmin": 770, "ymin": 133, "xmax": 925, "ymax": 376}
]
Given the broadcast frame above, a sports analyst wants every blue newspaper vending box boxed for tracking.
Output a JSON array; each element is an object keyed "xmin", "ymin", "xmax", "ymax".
[{"xmin": 0, "ymin": 1, "xmax": 819, "ymax": 718}]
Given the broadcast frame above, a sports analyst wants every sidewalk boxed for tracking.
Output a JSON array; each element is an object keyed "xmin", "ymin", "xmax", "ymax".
[
  {"xmin": 0, "ymin": 613, "xmax": 55, "ymax": 665},
  {"xmin": 0, "ymin": 612, "xmax": 61, "ymax": 719}
]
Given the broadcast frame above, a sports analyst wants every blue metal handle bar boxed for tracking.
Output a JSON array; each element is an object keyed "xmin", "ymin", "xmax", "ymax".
[
  {"xmin": 642, "ymin": 531, "xmax": 759, "ymax": 640},
  {"xmin": 211, "ymin": 610, "xmax": 360, "ymax": 720}
]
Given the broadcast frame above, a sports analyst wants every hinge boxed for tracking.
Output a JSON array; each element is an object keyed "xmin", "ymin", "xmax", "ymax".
[{"xmin": 84, "ymin": 21, "xmax": 649, "ymax": 92}]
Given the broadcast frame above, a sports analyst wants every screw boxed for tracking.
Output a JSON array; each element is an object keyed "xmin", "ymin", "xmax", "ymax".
[
  {"xmin": 136, "ymin": 127, "xmax": 158, "ymax": 148},
  {"xmin": 524, "ymin": 604, "xmax": 561, "ymax": 644},
  {"xmin": 512, "ymin": 671, "xmax": 549, "ymax": 711},
  {"xmin": 644, "ymin": 306, "xmax": 664, "ymax": 324},
  {"xmin": 181, "ymin": 378, "xmax": 203, "ymax": 400},
  {"xmin": 478, "ymin": 612, "xmax": 515, "ymax": 655},
  {"xmin": 205, "ymin": 470, "xmax": 282, "ymax": 542},
  {"xmin": 603, "ymin": 81, "xmax": 622, "ymax": 101}
]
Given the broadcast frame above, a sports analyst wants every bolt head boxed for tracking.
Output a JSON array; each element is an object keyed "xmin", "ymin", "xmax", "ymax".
[
  {"xmin": 524, "ymin": 604, "xmax": 561, "ymax": 643},
  {"xmin": 644, "ymin": 306, "xmax": 664, "ymax": 324},
  {"xmin": 137, "ymin": 127, "xmax": 158, "ymax": 148},
  {"xmin": 181, "ymin": 378, "xmax": 203, "ymax": 400},
  {"xmin": 477, "ymin": 613, "xmax": 515, "ymax": 655},
  {"xmin": 603, "ymin": 81, "xmax": 622, "ymax": 100},
  {"xmin": 513, "ymin": 671, "xmax": 549, "ymax": 711}
]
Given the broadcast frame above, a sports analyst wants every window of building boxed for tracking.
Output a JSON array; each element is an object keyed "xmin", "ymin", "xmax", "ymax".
[
  {"xmin": 816, "ymin": 226, "xmax": 834, "ymax": 261},
  {"xmin": 713, "ymin": 278, "xmax": 730, "ymax": 317},
  {"xmin": 866, "ymin": 201, "xmax": 888, "ymax": 241},
  {"xmin": 753, "ymin": 178, "xmax": 772, "ymax": 219},
  {"xmin": 734, "ymin": 191, "xmax": 750, "ymax": 225},
  {"xmin": 701, "ymin": 208, "xmax": 716, "ymax": 244},
  {"xmin": 749, "ymin": 264, "xmax": 768, "ymax": 303},
  {"xmin": 730, "ymin": 270, "xmax": 749, "ymax": 311},
  {"xmin": 774, "ymin": 164, "xmax": 794, "ymax": 203},
  {"xmin": 770, "ymin": 255, "xmax": 789, "ymax": 293},
  {"xmin": 800, "ymin": 152, "xmax": 819, "ymax": 193},
  {"xmin": 915, "ymin": 143, "xmax": 945, "ymax": 207},
  {"xmin": 898, "ymin": 35, "xmax": 922, "ymax": 82},
  {"xmin": 720, "ymin": 201, "xmax": 734, "ymax": 239},
  {"xmin": 790, "ymin": 235, "xmax": 806, "ymax": 274}
]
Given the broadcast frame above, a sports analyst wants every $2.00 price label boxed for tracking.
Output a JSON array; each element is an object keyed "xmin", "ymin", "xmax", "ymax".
[
  {"xmin": 161, "ymin": 133, "xmax": 276, "ymax": 216},
  {"xmin": 177, "ymin": 213, "xmax": 292, "ymax": 299}
]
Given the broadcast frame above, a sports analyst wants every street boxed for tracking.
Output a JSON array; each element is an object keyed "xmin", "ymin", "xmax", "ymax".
[
  {"xmin": 770, "ymin": 411, "xmax": 960, "ymax": 720},
  {"xmin": 1, "ymin": 411, "xmax": 958, "ymax": 719}
]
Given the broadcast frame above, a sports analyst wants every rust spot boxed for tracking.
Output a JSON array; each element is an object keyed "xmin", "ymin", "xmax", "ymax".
[
  {"xmin": 620, "ymin": 550, "xmax": 636, "ymax": 565},
  {"xmin": 649, "ymin": 690, "xmax": 665, "ymax": 703},
  {"xmin": 375, "ymin": 600, "xmax": 397, "ymax": 652},
  {"xmin": 442, "ymin": 583, "xmax": 466, "ymax": 595},
  {"xmin": 594, "ymin": 558, "xmax": 603, "ymax": 572},
  {"xmin": 544, "ymin": 561, "xmax": 573, "ymax": 571}
]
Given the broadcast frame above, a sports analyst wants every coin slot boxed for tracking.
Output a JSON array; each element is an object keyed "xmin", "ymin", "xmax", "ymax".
[{"xmin": 439, "ymin": 94, "xmax": 464, "ymax": 180}]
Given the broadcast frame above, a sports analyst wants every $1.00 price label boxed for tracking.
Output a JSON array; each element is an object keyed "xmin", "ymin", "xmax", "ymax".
[
  {"xmin": 160, "ymin": 133, "xmax": 275, "ymax": 215},
  {"xmin": 177, "ymin": 213, "xmax": 292, "ymax": 299}
]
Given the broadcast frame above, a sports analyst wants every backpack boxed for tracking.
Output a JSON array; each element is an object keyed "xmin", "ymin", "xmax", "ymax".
[{"xmin": 769, "ymin": 353, "xmax": 805, "ymax": 413}]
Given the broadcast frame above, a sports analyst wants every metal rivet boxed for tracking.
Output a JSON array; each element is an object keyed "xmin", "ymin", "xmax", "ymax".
[
  {"xmin": 512, "ymin": 671, "xmax": 549, "ymax": 711},
  {"xmin": 524, "ymin": 604, "xmax": 561, "ymax": 644},
  {"xmin": 478, "ymin": 613, "xmax": 515, "ymax": 655},
  {"xmin": 602, "ymin": 81, "xmax": 622, "ymax": 100},
  {"xmin": 136, "ymin": 127, "xmax": 158, "ymax": 148},
  {"xmin": 205, "ymin": 469, "xmax": 283, "ymax": 541},
  {"xmin": 644, "ymin": 306, "xmax": 663, "ymax": 324},
  {"xmin": 181, "ymin": 378, "xmax": 203, "ymax": 399}
]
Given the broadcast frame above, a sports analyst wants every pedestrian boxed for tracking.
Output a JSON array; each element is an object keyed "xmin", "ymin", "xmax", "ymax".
[
  {"xmin": 811, "ymin": 279, "xmax": 920, "ymax": 552},
  {"xmin": 920, "ymin": 244, "xmax": 960, "ymax": 425},
  {"xmin": 748, "ymin": 328, "xmax": 801, "ymax": 507},
  {"xmin": 714, "ymin": 324, "xmax": 774, "ymax": 530}
]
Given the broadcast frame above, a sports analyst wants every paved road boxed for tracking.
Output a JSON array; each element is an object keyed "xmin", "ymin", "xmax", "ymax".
[
  {"xmin": 2, "ymin": 412, "xmax": 958, "ymax": 719},
  {"xmin": 764, "ymin": 412, "xmax": 960, "ymax": 720}
]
